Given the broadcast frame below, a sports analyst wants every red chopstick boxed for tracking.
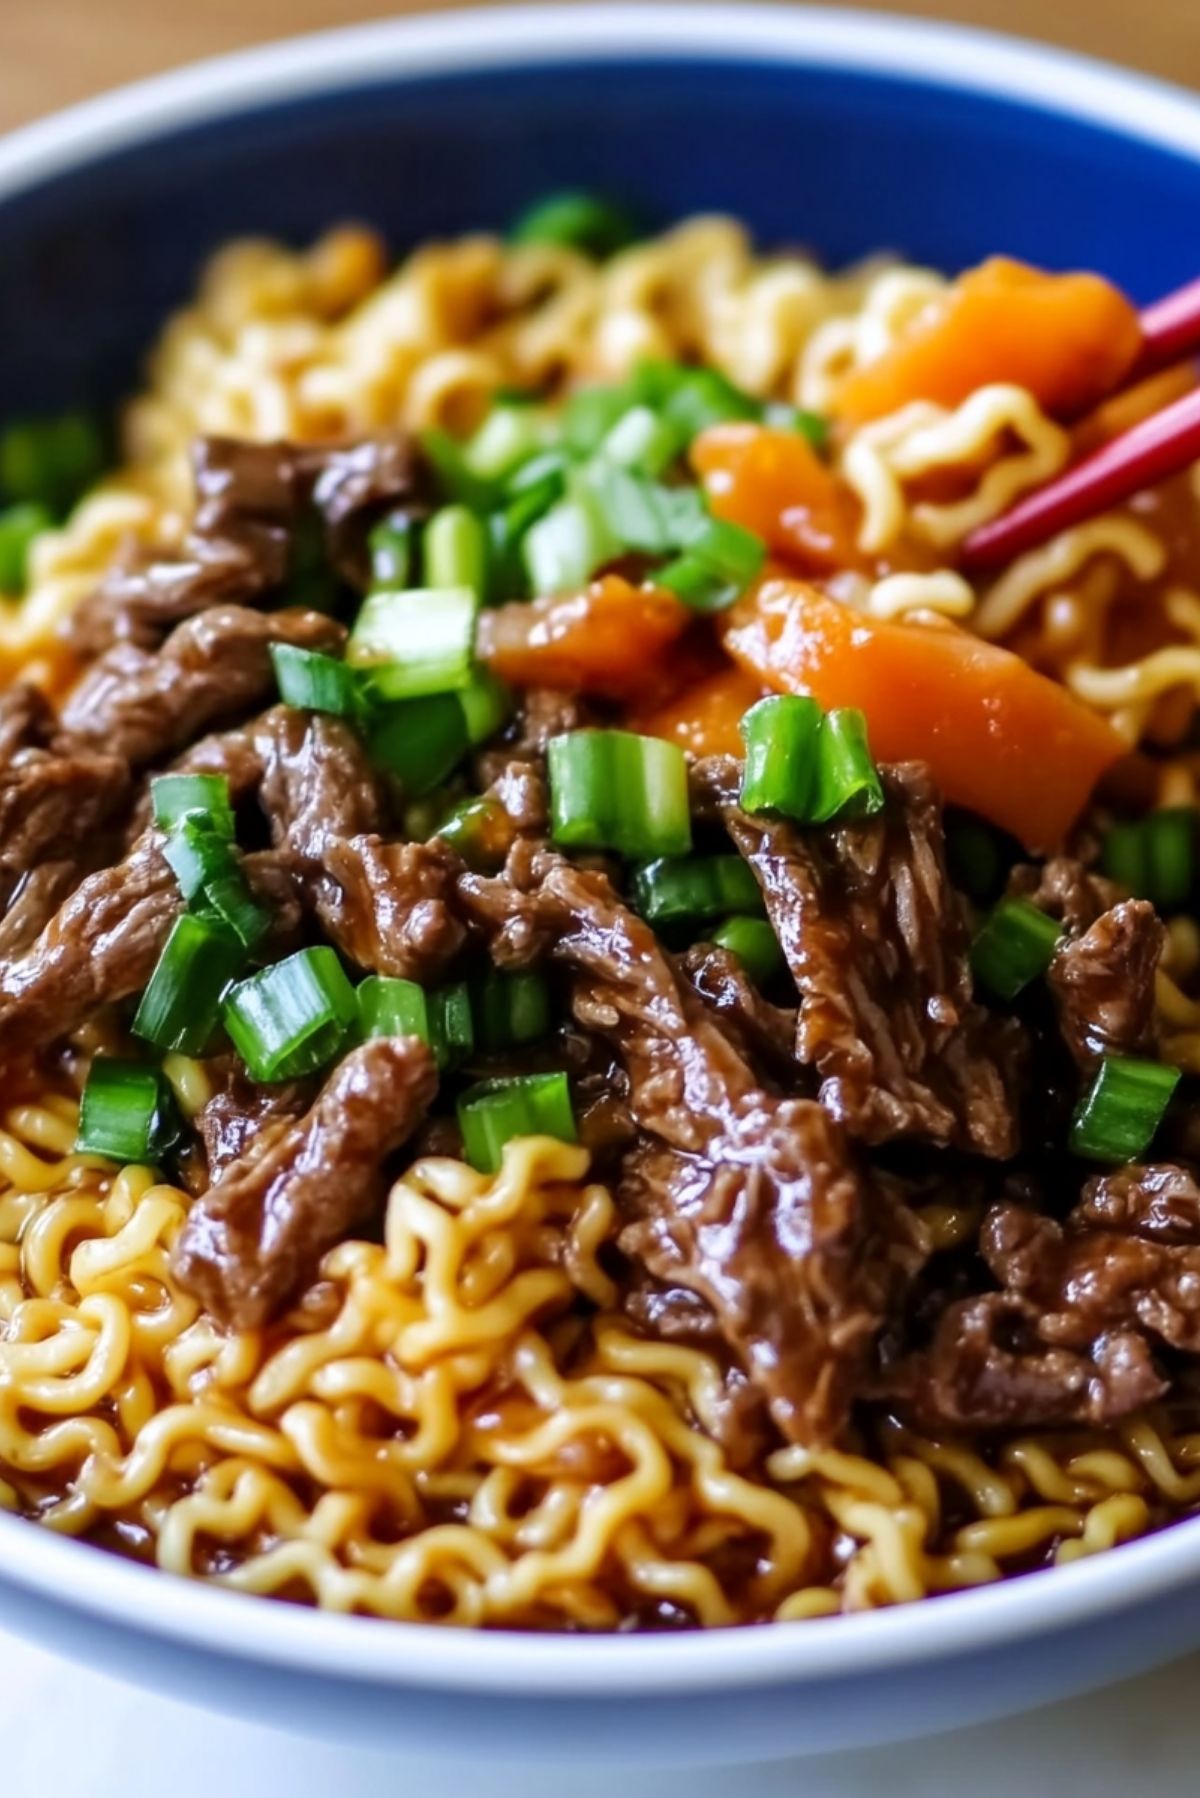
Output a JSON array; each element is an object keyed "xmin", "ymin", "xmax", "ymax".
[
  {"xmin": 1135, "ymin": 274, "xmax": 1200, "ymax": 380},
  {"xmin": 960, "ymin": 383, "xmax": 1200, "ymax": 571}
]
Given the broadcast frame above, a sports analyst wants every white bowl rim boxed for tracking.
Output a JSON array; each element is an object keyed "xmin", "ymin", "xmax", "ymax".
[{"xmin": 3, "ymin": 0, "xmax": 1200, "ymax": 1701}]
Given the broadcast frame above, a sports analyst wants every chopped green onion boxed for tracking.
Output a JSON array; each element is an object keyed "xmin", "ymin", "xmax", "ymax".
[
  {"xmin": 575, "ymin": 462, "xmax": 705, "ymax": 556},
  {"xmin": 367, "ymin": 693, "xmax": 469, "ymax": 797},
  {"xmin": 150, "ymin": 774, "xmax": 234, "ymax": 838},
  {"xmin": 946, "ymin": 814, "xmax": 1007, "ymax": 903},
  {"xmin": 970, "ymin": 898, "xmax": 1064, "ymax": 1001},
  {"xmin": 653, "ymin": 366, "xmax": 759, "ymax": 441},
  {"xmin": 357, "ymin": 975, "xmax": 472, "ymax": 1069},
  {"xmin": 506, "ymin": 448, "xmax": 569, "ymax": 499},
  {"xmin": 369, "ymin": 513, "xmax": 416, "ymax": 589},
  {"xmin": 429, "ymin": 983, "xmax": 474, "ymax": 1069},
  {"xmin": 200, "ymin": 873, "xmax": 270, "ymax": 950},
  {"xmin": 654, "ymin": 555, "xmax": 739, "ymax": 614},
  {"xmin": 422, "ymin": 505, "xmax": 489, "ymax": 602},
  {"xmin": 508, "ymin": 191, "xmax": 637, "ymax": 259},
  {"xmin": 598, "ymin": 405, "xmax": 682, "ymax": 478},
  {"xmin": 271, "ymin": 643, "xmax": 362, "ymax": 720},
  {"xmin": 1101, "ymin": 808, "xmax": 1197, "ymax": 911},
  {"xmin": 162, "ymin": 815, "xmax": 238, "ymax": 903},
  {"xmin": 419, "ymin": 428, "xmax": 500, "ymax": 511},
  {"xmin": 487, "ymin": 469, "xmax": 566, "ymax": 600},
  {"xmin": 563, "ymin": 384, "xmax": 634, "ymax": 457},
  {"xmin": 474, "ymin": 970, "xmax": 552, "ymax": 1052},
  {"xmin": 76, "ymin": 1058, "xmax": 177, "ymax": 1165},
  {"xmin": 0, "ymin": 412, "xmax": 106, "ymax": 514},
  {"xmin": 739, "ymin": 695, "xmax": 823, "ymax": 819},
  {"xmin": 810, "ymin": 708, "xmax": 885, "ymax": 824},
  {"xmin": 435, "ymin": 794, "xmax": 511, "ymax": 868},
  {"xmin": 548, "ymin": 729, "xmax": 691, "ymax": 859},
  {"xmin": 761, "ymin": 402, "xmax": 829, "ymax": 452},
  {"xmin": 458, "ymin": 1072, "xmax": 578, "ymax": 1173},
  {"xmin": 685, "ymin": 515, "xmax": 765, "ymax": 587},
  {"xmin": 348, "ymin": 586, "xmax": 479, "ymax": 698},
  {"xmin": 632, "ymin": 854, "xmax": 763, "ymax": 925},
  {"xmin": 522, "ymin": 494, "xmax": 615, "ymax": 595},
  {"xmin": 1070, "ymin": 1055, "xmax": 1181, "ymax": 1162},
  {"xmin": 458, "ymin": 666, "xmax": 512, "ymax": 745},
  {"xmin": 0, "ymin": 502, "xmax": 53, "ymax": 592},
  {"xmin": 133, "ymin": 914, "xmax": 247, "ymax": 1055},
  {"xmin": 222, "ymin": 946, "xmax": 358, "ymax": 1082},
  {"xmin": 709, "ymin": 915, "xmax": 786, "ymax": 987},
  {"xmin": 464, "ymin": 405, "xmax": 551, "ymax": 482},
  {"xmin": 286, "ymin": 508, "xmax": 339, "ymax": 613}
]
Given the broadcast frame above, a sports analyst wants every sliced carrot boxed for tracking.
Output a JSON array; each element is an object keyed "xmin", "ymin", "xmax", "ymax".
[
  {"xmin": 477, "ymin": 575, "xmax": 691, "ymax": 701},
  {"xmin": 691, "ymin": 423, "xmax": 866, "ymax": 575},
  {"xmin": 720, "ymin": 578, "xmax": 1125, "ymax": 850},
  {"xmin": 629, "ymin": 665, "xmax": 765, "ymax": 758},
  {"xmin": 834, "ymin": 257, "xmax": 1143, "ymax": 426}
]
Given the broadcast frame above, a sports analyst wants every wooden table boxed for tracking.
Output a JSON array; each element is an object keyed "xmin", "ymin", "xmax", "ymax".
[{"xmin": 1, "ymin": 0, "xmax": 1198, "ymax": 132}]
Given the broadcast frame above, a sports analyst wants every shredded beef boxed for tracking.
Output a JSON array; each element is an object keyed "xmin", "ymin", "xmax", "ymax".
[
  {"xmin": 692, "ymin": 757, "xmax": 1023, "ymax": 1155},
  {"xmin": 1048, "ymin": 899, "xmax": 1163, "ymax": 1069},
  {"xmin": 680, "ymin": 942, "xmax": 799, "ymax": 1079},
  {"xmin": 1008, "ymin": 856, "xmax": 1121, "ymax": 934},
  {"xmin": 57, "ymin": 605, "xmax": 344, "ymax": 767},
  {"xmin": 172, "ymin": 1035, "xmax": 437, "ymax": 1328},
  {"xmin": 890, "ymin": 1164, "xmax": 1200, "ymax": 1430},
  {"xmin": 196, "ymin": 1063, "xmax": 314, "ymax": 1182},
  {"xmin": 65, "ymin": 434, "xmax": 422, "ymax": 657},
  {"xmin": 458, "ymin": 844, "xmax": 927, "ymax": 1443}
]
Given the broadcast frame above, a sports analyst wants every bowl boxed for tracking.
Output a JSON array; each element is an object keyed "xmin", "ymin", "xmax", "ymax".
[{"xmin": 4, "ymin": 2, "xmax": 1200, "ymax": 1765}]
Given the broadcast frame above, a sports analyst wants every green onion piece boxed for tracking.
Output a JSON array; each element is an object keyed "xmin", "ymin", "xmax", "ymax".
[
  {"xmin": 200, "ymin": 873, "xmax": 270, "ymax": 950},
  {"xmin": 760, "ymin": 402, "xmax": 830, "ymax": 452},
  {"xmin": 1070, "ymin": 1055, "xmax": 1181, "ymax": 1163},
  {"xmin": 739, "ymin": 695, "xmax": 823, "ymax": 819},
  {"xmin": 367, "ymin": 693, "xmax": 469, "ymax": 796},
  {"xmin": 429, "ymin": 982, "xmax": 474, "ymax": 1069},
  {"xmin": 654, "ymin": 555, "xmax": 739, "ymax": 615},
  {"xmin": 946, "ymin": 814, "xmax": 1007, "ymax": 903},
  {"xmin": 162, "ymin": 815, "xmax": 238, "ymax": 902},
  {"xmin": 474, "ymin": 970, "xmax": 552, "ymax": 1052},
  {"xmin": 563, "ymin": 384, "xmax": 634, "ymax": 457},
  {"xmin": 422, "ymin": 505, "xmax": 490, "ymax": 602},
  {"xmin": 487, "ymin": 467, "xmax": 567, "ymax": 601},
  {"xmin": 575, "ymin": 462, "xmax": 705, "ymax": 556},
  {"xmin": 811, "ymin": 708, "xmax": 885, "ymax": 824},
  {"xmin": 506, "ymin": 448, "xmax": 569, "ymax": 500},
  {"xmin": 0, "ymin": 502, "xmax": 53, "ymax": 592},
  {"xmin": 150, "ymin": 774, "xmax": 235, "ymax": 837},
  {"xmin": 347, "ymin": 586, "xmax": 479, "ymax": 698},
  {"xmin": 286, "ymin": 508, "xmax": 339, "ymax": 613},
  {"xmin": 369, "ymin": 513, "xmax": 416, "ymax": 589},
  {"xmin": 508, "ymin": 191, "xmax": 637, "ymax": 258},
  {"xmin": 632, "ymin": 855, "xmax": 763, "ymax": 925},
  {"xmin": 1101, "ymin": 809, "xmax": 1196, "ymax": 911},
  {"xmin": 358, "ymin": 974, "xmax": 429, "ymax": 1043},
  {"xmin": 271, "ymin": 643, "xmax": 362, "ymax": 719},
  {"xmin": 547, "ymin": 729, "xmax": 691, "ymax": 859},
  {"xmin": 435, "ymin": 795, "xmax": 511, "ymax": 869},
  {"xmin": 0, "ymin": 412, "xmax": 106, "ymax": 514},
  {"xmin": 133, "ymin": 914, "xmax": 247, "ymax": 1055},
  {"xmin": 522, "ymin": 494, "xmax": 615, "ymax": 595},
  {"xmin": 457, "ymin": 1072, "xmax": 578, "ymax": 1173},
  {"xmin": 419, "ymin": 428, "xmax": 500, "ymax": 511},
  {"xmin": 655, "ymin": 366, "xmax": 759, "ymax": 441},
  {"xmin": 464, "ymin": 405, "xmax": 552, "ymax": 482},
  {"xmin": 222, "ymin": 946, "xmax": 358, "ymax": 1082},
  {"xmin": 76, "ymin": 1058, "xmax": 176, "ymax": 1165},
  {"xmin": 458, "ymin": 666, "xmax": 512, "ymax": 745},
  {"xmin": 686, "ymin": 515, "xmax": 765, "ymax": 588},
  {"xmin": 598, "ymin": 405, "xmax": 683, "ymax": 478},
  {"xmin": 709, "ymin": 915, "xmax": 786, "ymax": 987},
  {"xmin": 970, "ymin": 898, "xmax": 1064, "ymax": 1001}
]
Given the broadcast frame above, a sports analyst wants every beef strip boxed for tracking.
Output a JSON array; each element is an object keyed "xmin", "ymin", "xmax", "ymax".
[
  {"xmin": 888, "ymin": 1163, "xmax": 1200, "ymax": 1430},
  {"xmin": 65, "ymin": 434, "xmax": 423, "ymax": 657},
  {"xmin": 1008, "ymin": 855, "xmax": 1122, "ymax": 934},
  {"xmin": 256, "ymin": 707, "xmax": 466, "ymax": 981},
  {"xmin": 195, "ymin": 1061, "xmax": 314, "ymax": 1182},
  {"xmin": 474, "ymin": 687, "xmax": 595, "ymax": 789},
  {"xmin": 172, "ymin": 1035, "xmax": 437, "ymax": 1328},
  {"xmin": 458, "ymin": 842, "xmax": 927, "ymax": 1443},
  {"xmin": 679, "ymin": 942, "xmax": 799, "ymax": 1080},
  {"xmin": 1047, "ymin": 899, "xmax": 1163, "ymax": 1069},
  {"xmin": 57, "ymin": 605, "xmax": 344, "ymax": 767},
  {"xmin": 692, "ymin": 757, "xmax": 1023, "ymax": 1155}
]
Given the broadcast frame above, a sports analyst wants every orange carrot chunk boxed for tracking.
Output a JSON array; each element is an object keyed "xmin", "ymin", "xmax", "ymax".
[
  {"xmin": 630, "ymin": 665, "xmax": 765, "ymax": 759},
  {"xmin": 834, "ymin": 257, "xmax": 1143, "ymax": 426},
  {"xmin": 477, "ymin": 575, "xmax": 691, "ymax": 701},
  {"xmin": 691, "ymin": 423, "xmax": 865, "ymax": 575},
  {"xmin": 720, "ymin": 578, "xmax": 1124, "ymax": 850}
]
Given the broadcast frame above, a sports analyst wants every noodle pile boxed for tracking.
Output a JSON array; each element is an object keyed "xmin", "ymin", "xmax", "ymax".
[{"xmin": 4, "ymin": 216, "xmax": 1200, "ymax": 1625}]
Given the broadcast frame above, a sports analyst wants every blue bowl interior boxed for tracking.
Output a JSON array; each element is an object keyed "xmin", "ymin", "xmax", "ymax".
[{"xmin": 0, "ymin": 54, "xmax": 1197, "ymax": 416}]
